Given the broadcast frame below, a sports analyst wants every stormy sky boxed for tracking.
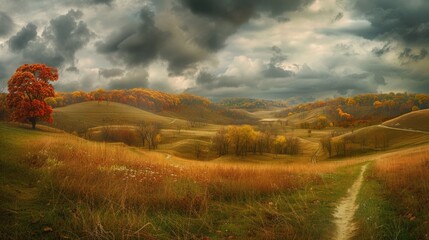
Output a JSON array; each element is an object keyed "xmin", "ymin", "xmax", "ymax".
[{"xmin": 0, "ymin": 0, "xmax": 428, "ymax": 101}]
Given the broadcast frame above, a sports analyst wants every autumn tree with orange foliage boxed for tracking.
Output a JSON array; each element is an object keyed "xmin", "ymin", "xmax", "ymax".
[{"xmin": 6, "ymin": 64, "xmax": 58, "ymax": 129}]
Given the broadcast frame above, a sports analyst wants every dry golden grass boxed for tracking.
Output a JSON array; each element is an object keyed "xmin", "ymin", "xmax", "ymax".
[
  {"xmin": 383, "ymin": 109, "xmax": 429, "ymax": 131},
  {"xmin": 0, "ymin": 122, "xmax": 383, "ymax": 239},
  {"xmin": 373, "ymin": 147, "xmax": 429, "ymax": 237},
  {"xmin": 23, "ymin": 131, "xmax": 373, "ymax": 210},
  {"xmin": 51, "ymin": 101, "xmax": 186, "ymax": 134}
]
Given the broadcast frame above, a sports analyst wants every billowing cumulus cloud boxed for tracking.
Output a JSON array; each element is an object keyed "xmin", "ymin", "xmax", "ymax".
[
  {"xmin": 96, "ymin": 7, "xmax": 165, "ymax": 67},
  {"xmin": 348, "ymin": 0, "xmax": 429, "ymax": 44},
  {"xmin": 43, "ymin": 9, "xmax": 93, "ymax": 68},
  {"xmin": 8, "ymin": 23, "xmax": 37, "ymax": 51}
]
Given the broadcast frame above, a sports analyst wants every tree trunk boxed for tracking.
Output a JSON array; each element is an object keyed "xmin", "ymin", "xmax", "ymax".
[{"xmin": 30, "ymin": 118, "xmax": 36, "ymax": 130}]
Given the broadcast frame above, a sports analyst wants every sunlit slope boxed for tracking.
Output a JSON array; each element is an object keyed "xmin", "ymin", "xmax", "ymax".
[
  {"xmin": 160, "ymin": 105, "xmax": 257, "ymax": 125},
  {"xmin": 383, "ymin": 109, "xmax": 429, "ymax": 132},
  {"xmin": 51, "ymin": 101, "xmax": 187, "ymax": 133}
]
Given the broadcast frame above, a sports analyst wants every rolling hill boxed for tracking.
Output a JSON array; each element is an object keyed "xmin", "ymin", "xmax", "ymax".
[
  {"xmin": 331, "ymin": 110, "xmax": 429, "ymax": 157},
  {"xmin": 48, "ymin": 89, "xmax": 257, "ymax": 125},
  {"xmin": 383, "ymin": 109, "xmax": 429, "ymax": 132},
  {"xmin": 275, "ymin": 93, "xmax": 429, "ymax": 127},
  {"xmin": 50, "ymin": 101, "xmax": 187, "ymax": 134}
]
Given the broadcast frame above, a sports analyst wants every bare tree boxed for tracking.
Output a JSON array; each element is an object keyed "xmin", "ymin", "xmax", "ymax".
[
  {"xmin": 139, "ymin": 122, "xmax": 161, "ymax": 150},
  {"xmin": 212, "ymin": 127, "xmax": 229, "ymax": 156},
  {"xmin": 285, "ymin": 136, "xmax": 300, "ymax": 155}
]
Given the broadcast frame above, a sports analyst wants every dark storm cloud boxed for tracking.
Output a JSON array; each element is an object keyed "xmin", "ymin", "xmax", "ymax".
[
  {"xmin": 96, "ymin": 7, "xmax": 166, "ymax": 66},
  {"xmin": 190, "ymin": 62, "xmax": 383, "ymax": 100},
  {"xmin": 374, "ymin": 74, "xmax": 386, "ymax": 85},
  {"xmin": 195, "ymin": 71, "xmax": 243, "ymax": 90},
  {"xmin": 180, "ymin": 0, "xmax": 314, "ymax": 50},
  {"xmin": 74, "ymin": 0, "xmax": 114, "ymax": 6},
  {"xmin": 99, "ymin": 68, "xmax": 125, "ymax": 78},
  {"xmin": 22, "ymin": 41, "xmax": 65, "ymax": 68},
  {"xmin": 180, "ymin": 0, "xmax": 314, "ymax": 21},
  {"xmin": 96, "ymin": 5, "xmax": 211, "ymax": 74},
  {"xmin": 97, "ymin": 0, "xmax": 314, "ymax": 75},
  {"xmin": 108, "ymin": 69, "xmax": 149, "ymax": 90},
  {"xmin": 196, "ymin": 71, "xmax": 216, "ymax": 85},
  {"xmin": 372, "ymin": 43, "xmax": 391, "ymax": 57},
  {"xmin": 3, "ymin": 9, "xmax": 92, "ymax": 70},
  {"xmin": 331, "ymin": 12, "xmax": 343, "ymax": 23},
  {"xmin": 43, "ymin": 9, "xmax": 92, "ymax": 68},
  {"xmin": 349, "ymin": 0, "xmax": 429, "ymax": 44},
  {"xmin": 399, "ymin": 48, "xmax": 428, "ymax": 63},
  {"xmin": 263, "ymin": 67, "xmax": 294, "ymax": 78},
  {"xmin": 8, "ymin": 23, "xmax": 37, "ymax": 51},
  {"xmin": 263, "ymin": 46, "xmax": 294, "ymax": 78},
  {"xmin": 0, "ymin": 12, "xmax": 14, "ymax": 37},
  {"xmin": 336, "ymin": 73, "xmax": 372, "ymax": 95}
]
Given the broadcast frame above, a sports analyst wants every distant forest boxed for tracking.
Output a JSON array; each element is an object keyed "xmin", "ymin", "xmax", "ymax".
[
  {"xmin": 276, "ymin": 93, "xmax": 429, "ymax": 127},
  {"xmin": 219, "ymin": 98, "xmax": 288, "ymax": 110}
]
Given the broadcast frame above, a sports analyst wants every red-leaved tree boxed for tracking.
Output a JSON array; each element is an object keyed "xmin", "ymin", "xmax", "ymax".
[{"xmin": 6, "ymin": 64, "xmax": 58, "ymax": 129}]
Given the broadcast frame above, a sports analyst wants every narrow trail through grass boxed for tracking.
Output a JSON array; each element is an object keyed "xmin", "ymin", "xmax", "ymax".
[{"xmin": 333, "ymin": 164, "xmax": 368, "ymax": 240}]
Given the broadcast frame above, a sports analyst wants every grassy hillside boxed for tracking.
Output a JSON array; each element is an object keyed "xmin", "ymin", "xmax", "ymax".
[
  {"xmin": 48, "ymin": 89, "xmax": 257, "ymax": 125},
  {"xmin": 383, "ymin": 109, "xmax": 429, "ymax": 131},
  {"xmin": 160, "ymin": 104, "xmax": 257, "ymax": 125},
  {"xmin": 338, "ymin": 110, "xmax": 429, "ymax": 151},
  {"xmin": 50, "ymin": 101, "xmax": 187, "ymax": 134},
  {"xmin": 328, "ymin": 121, "xmax": 429, "ymax": 158},
  {"xmin": 282, "ymin": 106, "xmax": 327, "ymax": 127},
  {"xmin": 338, "ymin": 125, "xmax": 429, "ymax": 148}
]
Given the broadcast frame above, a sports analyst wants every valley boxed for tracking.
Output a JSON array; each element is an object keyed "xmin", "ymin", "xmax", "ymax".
[{"xmin": 1, "ymin": 94, "xmax": 429, "ymax": 239}]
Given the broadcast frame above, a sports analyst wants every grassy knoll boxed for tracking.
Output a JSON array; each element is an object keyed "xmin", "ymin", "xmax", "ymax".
[
  {"xmin": 383, "ymin": 109, "xmax": 429, "ymax": 131},
  {"xmin": 0, "ymin": 122, "xmax": 373, "ymax": 239}
]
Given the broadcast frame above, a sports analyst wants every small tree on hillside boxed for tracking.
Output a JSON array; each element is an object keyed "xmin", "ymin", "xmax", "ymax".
[
  {"xmin": 6, "ymin": 64, "xmax": 58, "ymax": 129},
  {"xmin": 212, "ymin": 127, "xmax": 229, "ymax": 156},
  {"xmin": 139, "ymin": 122, "xmax": 161, "ymax": 150},
  {"xmin": 273, "ymin": 135, "xmax": 286, "ymax": 155}
]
